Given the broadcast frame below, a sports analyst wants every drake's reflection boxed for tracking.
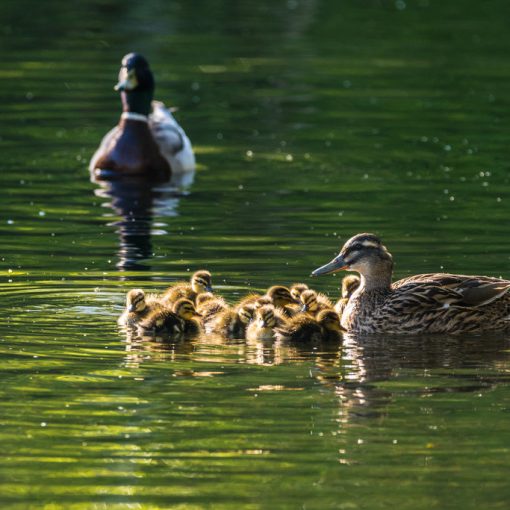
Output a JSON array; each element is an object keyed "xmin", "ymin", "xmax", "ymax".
[{"xmin": 93, "ymin": 177, "xmax": 185, "ymax": 271}]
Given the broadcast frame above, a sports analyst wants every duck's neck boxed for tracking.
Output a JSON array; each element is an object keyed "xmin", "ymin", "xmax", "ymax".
[
  {"xmin": 121, "ymin": 90, "xmax": 153, "ymax": 117},
  {"xmin": 358, "ymin": 262, "xmax": 393, "ymax": 292}
]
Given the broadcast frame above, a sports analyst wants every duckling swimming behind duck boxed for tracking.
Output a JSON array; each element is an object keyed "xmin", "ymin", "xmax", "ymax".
[
  {"xmin": 209, "ymin": 303, "xmax": 255, "ymax": 338},
  {"xmin": 89, "ymin": 53, "xmax": 195, "ymax": 185},
  {"xmin": 334, "ymin": 274, "xmax": 361, "ymax": 316},
  {"xmin": 274, "ymin": 309, "xmax": 343, "ymax": 343},
  {"xmin": 118, "ymin": 288, "xmax": 162, "ymax": 327},
  {"xmin": 196, "ymin": 292, "xmax": 229, "ymax": 330},
  {"xmin": 312, "ymin": 232, "xmax": 510, "ymax": 334},
  {"xmin": 246, "ymin": 304, "xmax": 284, "ymax": 341},
  {"xmin": 299, "ymin": 289, "xmax": 332, "ymax": 317}
]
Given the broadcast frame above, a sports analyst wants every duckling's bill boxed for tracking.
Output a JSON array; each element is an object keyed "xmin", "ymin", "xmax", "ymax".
[{"xmin": 311, "ymin": 255, "xmax": 348, "ymax": 276}]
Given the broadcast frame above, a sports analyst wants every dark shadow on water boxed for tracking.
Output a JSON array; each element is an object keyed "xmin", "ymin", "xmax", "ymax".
[{"xmin": 92, "ymin": 177, "xmax": 185, "ymax": 271}]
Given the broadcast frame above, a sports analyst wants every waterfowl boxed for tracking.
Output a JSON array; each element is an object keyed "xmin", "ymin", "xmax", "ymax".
[
  {"xmin": 274, "ymin": 310, "xmax": 343, "ymax": 343},
  {"xmin": 162, "ymin": 270, "xmax": 212, "ymax": 305},
  {"xmin": 209, "ymin": 303, "xmax": 255, "ymax": 338},
  {"xmin": 238, "ymin": 285, "xmax": 297, "ymax": 311},
  {"xmin": 118, "ymin": 288, "xmax": 162, "ymax": 326},
  {"xmin": 312, "ymin": 232, "xmax": 510, "ymax": 334},
  {"xmin": 138, "ymin": 298, "xmax": 202, "ymax": 338},
  {"xmin": 299, "ymin": 289, "xmax": 333, "ymax": 316},
  {"xmin": 246, "ymin": 304, "xmax": 284, "ymax": 341},
  {"xmin": 334, "ymin": 275, "xmax": 361, "ymax": 316},
  {"xmin": 195, "ymin": 292, "xmax": 229, "ymax": 329},
  {"xmin": 290, "ymin": 283, "xmax": 309, "ymax": 301},
  {"xmin": 89, "ymin": 53, "xmax": 195, "ymax": 184}
]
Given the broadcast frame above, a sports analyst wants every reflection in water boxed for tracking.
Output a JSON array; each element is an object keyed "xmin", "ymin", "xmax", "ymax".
[{"xmin": 93, "ymin": 177, "xmax": 185, "ymax": 271}]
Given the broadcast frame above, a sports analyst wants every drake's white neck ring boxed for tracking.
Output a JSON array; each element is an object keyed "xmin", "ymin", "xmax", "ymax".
[{"xmin": 121, "ymin": 112, "xmax": 149, "ymax": 123}]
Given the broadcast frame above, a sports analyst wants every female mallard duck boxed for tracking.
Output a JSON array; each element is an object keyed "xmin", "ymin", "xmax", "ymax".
[
  {"xmin": 334, "ymin": 275, "xmax": 361, "ymax": 316},
  {"xmin": 246, "ymin": 304, "xmax": 285, "ymax": 341},
  {"xmin": 274, "ymin": 310, "xmax": 343, "ymax": 343},
  {"xmin": 89, "ymin": 53, "xmax": 195, "ymax": 184},
  {"xmin": 312, "ymin": 232, "xmax": 510, "ymax": 334},
  {"xmin": 118, "ymin": 288, "xmax": 163, "ymax": 326},
  {"xmin": 162, "ymin": 270, "xmax": 213, "ymax": 305},
  {"xmin": 138, "ymin": 298, "xmax": 202, "ymax": 338},
  {"xmin": 209, "ymin": 303, "xmax": 255, "ymax": 338}
]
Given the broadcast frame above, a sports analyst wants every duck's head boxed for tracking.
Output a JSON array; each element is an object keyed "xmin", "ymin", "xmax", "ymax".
[
  {"xmin": 290, "ymin": 283, "xmax": 309, "ymax": 301},
  {"xmin": 317, "ymin": 310, "xmax": 343, "ymax": 332},
  {"xmin": 266, "ymin": 285, "xmax": 296, "ymax": 308},
  {"xmin": 115, "ymin": 53, "xmax": 155, "ymax": 115},
  {"xmin": 173, "ymin": 298, "xmax": 202, "ymax": 321},
  {"xmin": 300, "ymin": 289, "xmax": 319, "ymax": 313},
  {"xmin": 341, "ymin": 274, "xmax": 361, "ymax": 299},
  {"xmin": 238, "ymin": 303, "xmax": 255, "ymax": 324},
  {"xmin": 191, "ymin": 270, "xmax": 213, "ymax": 293},
  {"xmin": 126, "ymin": 288, "xmax": 146, "ymax": 313},
  {"xmin": 311, "ymin": 233, "xmax": 393, "ymax": 285},
  {"xmin": 255, "ymin": 304, "xmax": 277, "ymax": 328}
]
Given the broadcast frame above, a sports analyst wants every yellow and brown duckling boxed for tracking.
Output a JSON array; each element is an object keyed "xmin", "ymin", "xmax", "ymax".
[
  {"xmin": 118, "ymin": 288, "xmax": 163, "ymax": 327},
  {"xmin": 89, "ymin": 53, "xmax": 195, "ymax": 184},
  {"xmin": 246, "ymin": 304, "xmax": 285, "ymax": 341},
  {"xmin": 209, "ymin": 302, "xmax": 256, "ymax": 338},
  {"xmin": 312, "ymin": 232, "xmax": 510, "ymax": 334},
  {"xmin": 238, "ymin": 285, "xmax": 298, "ymax": 316},
  {"xmin": 334, "ymin": 274, "xmax": 361, "ymax": 316},
  {"xmin": 274, "ymin": 309, "xmax": 343, "ymax": 343},
  {"xmin": 138, "ymin": 298, "xmax": 202, "ymax": 338},
  {"xmin": 299, "ymin": 289, "xmax": 333, "ymax": 317},
  {"xmin": 162, "ymin": 270, "xmax": 213, "ymax": 305},
  {"xmin": 290, "ymin": 283, "xmax": 309, "ymax": 301},
  {"xmin": 196, "ymin": 292, "xmax": 229, "ymax": 330}
]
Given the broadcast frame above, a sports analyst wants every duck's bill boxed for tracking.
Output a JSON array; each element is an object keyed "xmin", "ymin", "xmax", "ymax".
[{"xmin": 311, "ymin": 256, "xmax": 348, "ymax": 276}]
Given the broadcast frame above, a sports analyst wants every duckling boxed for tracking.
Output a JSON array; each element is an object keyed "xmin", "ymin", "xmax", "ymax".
[
  {"xmin": 118, "ymin": 288, "xmax": 162, "ymax": 326},
  {"xmin": 89, "ymin": 53, "xmax": 195, "ymax": 185},
  {"xmin": 312, "ymin": 232, "xmax": 510, "ymax": 334},
  {"xmin": 196, "ymin": 292, "xmax": 229, "ymax": 329},
  {"xmin": 290, "ymin": 283, "xmax": 309, "ymax": 301},
  {"xmin": 162, "ymin": 270, "xmax": 213, "ymax": 305},
  {"xmin": 246, "ymin": 304, "xmax": 284, "ymax": 341},
  {"xmin": 137, "ymin": 297, "xmax": 202, "ymax": 338},
  {"xmin": 299, "ymin": 289, "xmax": 333, "ymax": 316},
  {"xmin": 274, "ymin": 310, "xmax": 343, "ymax": 343},
  {"xmin": 334, "ymin": 274, "xmax": 361, "ymax": 316},
  {"xmin": 209, "ymin": 303, "xmax": 256, "ymax": 338}
]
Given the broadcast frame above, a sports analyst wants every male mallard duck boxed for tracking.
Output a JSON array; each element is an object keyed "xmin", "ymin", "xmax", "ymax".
[
  {"xmin": 334, "ymin": 274, "xmax": 361, "ymax": 316},
  {"xmin": 299, "ymin": 289, "xmax": 333, "ymax": 316},
  {"xmin": 162, "ymin": 270, "xmax": 212, "ymax": 305},
  {"xmin": 246, "ymin": 304, "xmax": 285, "ymax": 341},
  {"xmin": 312, "ymin": 232, "xmax": 510, "ymax": 334},
  {"xmin": 118, "ymin": 288, "xmax": 163, "ymax": 326},
  {"xmin": 274, "ymin": 310, "xmax": 343, "ymax": 343},
  {"xmin": 209, "ymin": 303, "xmax": 255, "ymax": 338},
  {"xmin": 138, "ymin": 297, "xmax": 202, "ymax": 338},
  {"xmin": 89, "ymin": 53, "xmax": 195, "ymax": 184}
]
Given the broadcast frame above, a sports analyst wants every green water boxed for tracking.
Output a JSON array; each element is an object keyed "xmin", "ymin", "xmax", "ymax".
[{"xmin": 2, "ymin": 0, "xmax": 510, "ymax": 508}]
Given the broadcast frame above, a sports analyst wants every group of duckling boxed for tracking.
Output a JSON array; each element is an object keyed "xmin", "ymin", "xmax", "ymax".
[{"xmin": 118, "ymin": 270, "xmax": 361, "ymax": 343}]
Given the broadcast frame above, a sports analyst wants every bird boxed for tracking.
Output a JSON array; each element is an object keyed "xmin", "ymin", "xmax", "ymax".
[
  {"xmin": 299, "ymin": 289, "xmax": 333, "ymax": 316},
  {"xmin": 274, "ymin": 309, "xmax": 343, "ymax": 343},
  {"xmin": 89, "ymin": 53, "xmax": 195, "ymax": 184},
  {"xmin": 118, "ymin": 288, "xmax": 162, "ymax": 327},
  {"xmin": 246, "ymin": 304, "xmax": 284, "ymax": 341},
  {"xmin": 311, "ymin": 232, "xmax": 510, "ymax": 334},
  {"xmin": 195, "ymin": 292, "xmax": 229, "ymax": 330},
  {"xmin": 290, "ymin": 283, "xmax": 309, "ymax": 301},
  {"xmin": 238, "ymin": 285, "xmax": 297, "ymax": 311},
  {"xmin": 162, "ymin": 270, "xmax": 212, "ymax": 305},
  {"xmin": 137, "ymin": 298, "xmax": 202, "ymax": 338},
  {"xmin": 334, "ymin": 274, "xmax": 361, "ymax": 316},
  {"xmin": 208, "ymin": 303, "xmax": 255, "ymax": 338}
]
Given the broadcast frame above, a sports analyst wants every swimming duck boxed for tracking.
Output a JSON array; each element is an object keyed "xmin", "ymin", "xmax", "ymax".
[
  {"xmin": 312, "ymin": 232, "xmax": 510, "ymax": 334},
  {"xmin": 209, "ymin": 303, "xmax": 255, "ymax": 338},
  {"xmin": 299, "ymin": 289, "xmax": 333, "ymax": 316},
  {"xmin": 89, "ymin": 53, "xmax": 195, "ymax": 184},
  {"xmin": 238, "ymin": 285, "xmax": 297, "ymax": 311},
  {"xmin": 118, "ymin": 288, "xmax": 163, "ymax": 326},
  {"xmin": 274, "ymin": 310, "xmax": 343, "ymax": 343},
  {"xmin": 246, "ymin": 304, "xmax": 285, "ymax": 341},
  {"xmin": 290, "ymin": 283, "xmax": 309, "ymax": 301},
  {"xmin": 162, "ymin": 270, "xmax": 213, "ymax": 305},
  {"xmin": 138, "ymin": 298, "xmax": 202, "ymax": 338},
  {"xmin": 334, "ymin": 274, "xmax": 361, "ymax": 316},
  {"xmin": 195, "ymin": 292, "xmax": 229, "ymax": 329}
]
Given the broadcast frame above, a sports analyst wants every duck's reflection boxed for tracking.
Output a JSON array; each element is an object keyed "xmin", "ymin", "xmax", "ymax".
[{"xmin": 93, "ymin": 177, "xmax": 186, "ymax": 271}]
